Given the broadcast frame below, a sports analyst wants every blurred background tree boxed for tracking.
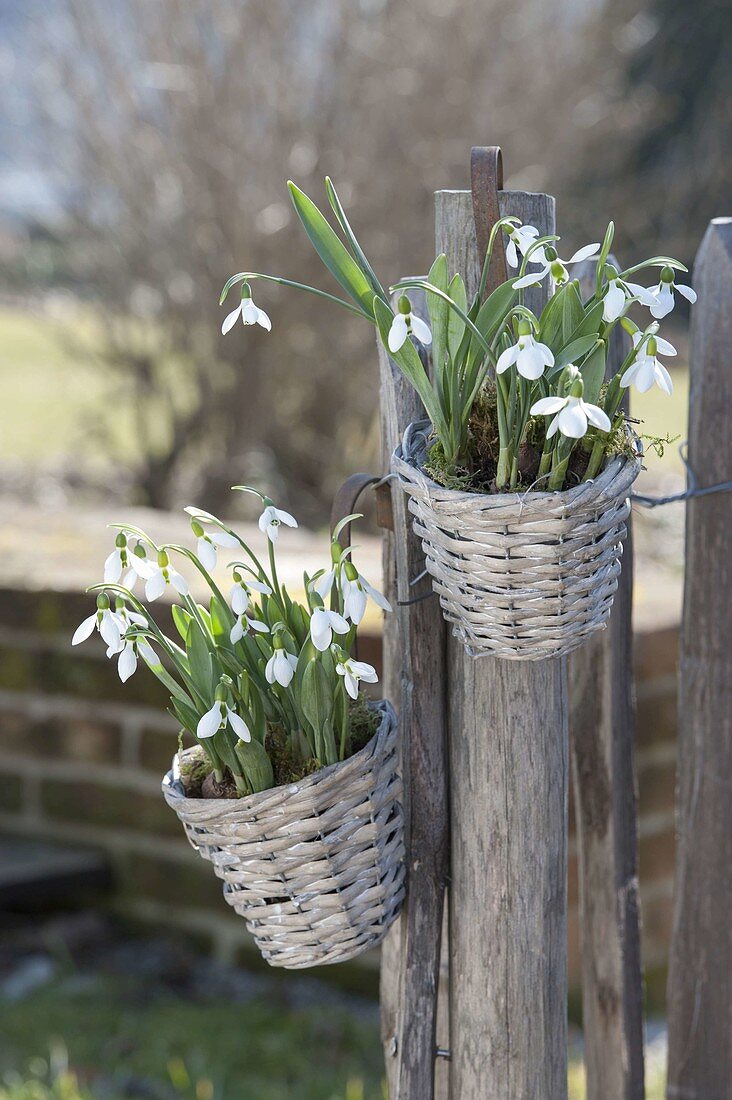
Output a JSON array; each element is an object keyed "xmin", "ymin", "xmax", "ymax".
[{"xmin": 1, "ymin": 0, "xmax": 729, "ymax": 522}]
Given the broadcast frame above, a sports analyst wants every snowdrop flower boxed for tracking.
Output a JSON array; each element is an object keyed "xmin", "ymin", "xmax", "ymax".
[
  {"xmin": 72, "ymin": 594, "xmax": 123, "ymax": 652},
  {"xmin": 104, "ymin": 533, "xmax": 138, "ymax": 589},
  {"xmin": 230, "ymin": 613, "xmax": 268, "ymax": 644},
  {"xmin": 496, "ymin": 321, "xmax": 554, "ymax": 380},
  {"xmin": 505, "ymin": 224, "xmax": 545, "ymax": 269},
  {"xmin": 388, "ymin": 295, "xmax": 432, "ymax": 354},
  {"xmin": 221, "ymin": 283, "xmax": 271, "ymax": 334},
  {"xmin": 197, "ymin": 696, "xmax": 251, "ymax": 743},
  {"xmin": 129, "ymin": 549, "xmax": 189, "ymax": 602},
  {"xmin": 186, "ymin": 516, "xmax": 239, "ymax": 571},
  {"xmin": 514, "ymin": 243, "xmax": 601, "ymax": 290},
  {"xmin": 115, "ymin": 637, "xmax": 157, "ymax": 683},
  {"xmin": 230, "ymin": 572, "xmax": 272, "ymax": 616},
  {"xmin": 647, "ymin": 266, "xmax": 697, "ymax": 320},
  {"xmin": 265, "ymin": 643, "xmax": 298, "ymax": 688},
  {"xmin": 335, "ymin": 657, "xmax": 379, "ymax": 700},
  {"xmin": 341, "ymin": 562, "xmax": 392, "ymax": 625},
  {"xmin": 620, "ymin": 335, "xmax": 674, "ymax": 395},
  {"xmin": 531, "ymin": 370, "xmax": 611, "ymax": 440},
  {"xmin": 601, "ymin": 269, "xmax": 659, "ymax": 322},
  {"xmin": 258, "ymin": 503, "xmax": 298, "ymax": 543},
  {"xmin": 310, "ymin": 607, "xmax": 350, "ymax": 652}
]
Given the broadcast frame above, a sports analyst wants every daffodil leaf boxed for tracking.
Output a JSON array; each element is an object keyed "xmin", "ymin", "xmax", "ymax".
[{"xmin": 288, "ymin": 182, "xmax": 376, "ymax": 317}]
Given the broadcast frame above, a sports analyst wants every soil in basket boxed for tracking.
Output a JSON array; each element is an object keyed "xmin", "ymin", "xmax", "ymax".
[{"xmin": 180, "ymin": 695, "xmax": 381, "ymax": 800}]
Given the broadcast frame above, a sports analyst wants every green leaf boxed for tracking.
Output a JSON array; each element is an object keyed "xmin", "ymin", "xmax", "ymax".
[
  {"xmin": 288, "ymin": 182, "xmax": 375, "ymax": 317},
  {"xmin": 426, "ymin": 254, "xmax": 449, "ymax": 384},
  {"xmin": 472, "ymin": 280, "xmax": 518, "ymax": 345},
  {"xmin": 235, "ymin": 738, "xmax": 274, "ymax": 794},
  {"xmin": 580, "ymin": 341, "xmax": 607, "ymax": 405},
  {"xmin": 186, "ymin": 621, "xmax": 215, "ymax": 697},
  {"xmin": 552, "ymin": 335, "xmax": 601, "ymax": 374},
  {"xmin": 569, "ymin": 299, "xmax": 605, "ymax": 341},
  {"xmin": 300, "ymin": 659, "xmax": 334, "ymax": 740},
  {"xmin": 324, "ymin": 177, "xmax": 387, "ymax": 303},
  {"xmin": 171, "ymin": 605, "xmax": 192, "ymax": 643},
  {"xmin": 209, "ymin": 597, "xmax": 233, "ymax": 647},
  {"xmin": 141, "ymin": 648, "xmax": 195, "ymax": 709},
  {"xmin": 446, "ymin": 274, "xmax": 467, "ymax": 362},
  {"xmin": 539, "ymin": 283, "xmax": 584, "ymax": 351}
]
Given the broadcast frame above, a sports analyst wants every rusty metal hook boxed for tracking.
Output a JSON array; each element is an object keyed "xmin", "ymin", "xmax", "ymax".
[{"xmin": 470, "ymin": 145, "xmax": 508, "ymax": 299}]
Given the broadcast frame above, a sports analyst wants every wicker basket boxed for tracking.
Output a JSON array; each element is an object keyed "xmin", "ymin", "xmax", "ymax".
[
  {"xmin": 162, "ymin": 701, "xmax": 404, "ymax": 969},
  {"xmin": 392, "ymin": 421, "xmax": 641, "ymax": 661}
]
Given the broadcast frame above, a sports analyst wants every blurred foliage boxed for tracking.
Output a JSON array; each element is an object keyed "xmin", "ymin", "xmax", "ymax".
[{"xmin": 3, "ymin": 0, "xmax": 728, "ymax": 518}]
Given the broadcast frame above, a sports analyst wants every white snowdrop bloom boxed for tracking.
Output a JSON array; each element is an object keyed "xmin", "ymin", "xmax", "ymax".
[
  {"xmin": 620, "ymin": 336, "xmax": 674, "ymax": 395},
  {"xmin": 496, "ymin": 326, "xmax": 554, "ymax": 380},
  {"xmin": 221, "ymin": 284, "xmax": 271, "ymax": 334},
  {"xmin": 72, "ymin": 598, "xmax": 123, "ymax": 652},
  {"xmin": 258, "ymin": 504, "xmax": 298, "ymax": 543},
  {"xmin": 196, "ymin": 701, "xmax": 251, "ymax": 743},
  {"xmin": 387, "ymin": 296, "xmax": 433, "ymax": 354},
  {"xmin": 313, "ymin": 566, "xmax": 338, "ymax": 601},
  {"xmin": 341, "ymin": 566, "xmax": 392, "ymax": 625},
  {"xmin": 513, "ymin": 243, "xmax": 601, "ymax": 290},
  {"xmin": 336, "ymin": 657, "xmax": 379, "ymax": 701},
  {"xmin": 103, "ymin": 535, "xmax": 138, "ymax": 589},
  {"xmin": 187, "ymin": 520, "xmax": 238, "ymax": 572},
  {"xmin": 128, "ymin": 550, "xmax": 189, "ymax": 602},
  {"xmin": 265, "ymin": 647, "xmax": 298, "ymax": 688},
  {"xmin": 309, "ymin": 607, "xmax": 350, "ymax": 652},
  {"xmin": 229, "ymin": 576, "xmax": 271, "ymax": 617},
  {"xmin": 505, "ymin": 224, "xmax": 544, "ymax": 269},
  {"xmin": 601, "ymin": 274, "xmax": 659, "ymax": 322},
  {"xmin": 113, "ymin": 637, "xmax": 156, "ymax": 683},
  {"xmin": 531, "ymin": 394, "xmax": 611, "ymax": 440},
  {"xmin": 647, "ymin": 267, "xmax": 697, "ymax": 320},
  {"xmin": 230, "ymin": 614, "xmax": 269, "ymax": 644}
]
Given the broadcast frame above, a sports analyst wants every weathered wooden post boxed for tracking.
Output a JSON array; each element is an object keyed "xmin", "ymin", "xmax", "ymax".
[
  {"xmin": 667, "ymin": 217, "xmax": 732, "ymax": 1098},
  {"xmin": 569, "ymin": 261, "xmax": 645, "ymax": 1100},
  {"xmin": 378, "ymin": 291, "xmax": 450, "ymax": 1100},
  {"xmin": 436, "ymin": 160, "xmax": 568, "ymax": 1099}
]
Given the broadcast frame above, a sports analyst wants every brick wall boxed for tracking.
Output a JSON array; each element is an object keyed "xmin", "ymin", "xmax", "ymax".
[{"xmin": 0, "ymin": 585, "xmax": 678, "ymax": 999}]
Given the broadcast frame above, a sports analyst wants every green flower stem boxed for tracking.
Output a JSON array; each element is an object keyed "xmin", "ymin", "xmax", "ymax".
[
  {"xmin": 497, "ymin": 447, "xmax": 512, "ymax": 489},
  {"xmin": 219, "ymin": 272, "xmax": 370, "ymax": 319},
  {"xmin": 583, "ymin": 440, "xmax": 607, "ymax": 482},
  {"xmin": 538, "ymin": 438, "xmax": 554, "ymax": 482}
]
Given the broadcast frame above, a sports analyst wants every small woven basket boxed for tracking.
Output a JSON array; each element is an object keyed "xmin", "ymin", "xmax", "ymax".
[
  {"xmin": 392, "ymin": 421, "xmax": 641, "ymax": 661},
  {"xmin": 162, "ymin": 701, "xmax": 404, "ymax": 969}
]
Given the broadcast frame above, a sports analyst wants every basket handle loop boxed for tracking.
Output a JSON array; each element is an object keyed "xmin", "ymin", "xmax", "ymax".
[{"xmin": 470, "ymin": 145, "xmax": 508, "ymax": 299}]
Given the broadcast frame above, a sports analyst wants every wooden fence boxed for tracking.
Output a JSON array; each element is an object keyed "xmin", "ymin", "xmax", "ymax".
[{"xmin": 342, "ymin": 151, "xmax": 729, "ymax": 1098}]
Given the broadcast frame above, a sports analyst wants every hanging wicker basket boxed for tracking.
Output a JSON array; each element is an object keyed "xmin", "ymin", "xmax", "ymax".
[
  {"xmin": 162, "ymin": 701, "xmax": 404, "ymax": 969},
  {"xmin": 392, "ymin": 421, "xmax": 641, "ymax": 661}
]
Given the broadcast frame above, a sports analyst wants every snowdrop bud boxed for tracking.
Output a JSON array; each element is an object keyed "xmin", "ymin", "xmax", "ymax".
[
  {"xmin": 558, "ymin": 363, "xmax": 580, "ymax": 395},
  {"xmin": 343, "ymin": 561, "xmax": 358, "ymax": 582},
  {"xmin": 214, "ymin": 682, "xmax": 228, "ymax": 703},
  {"xmin": 660, "ymin": 267, "xmax": 674, "ymax": 285},
  {"xmin": 133, "ymin": 544, "xmax": 147, "ymax": 560},
  {"xmin": 330, "ymin": 541, "xmax": 341, "ymax": 564},
  {"xmin": 517, "ymin": 319, "xmax": 532, "ymax": 338},
  {"xmin": 604, "ymin": 262, "xmax": 619, "ymax": 280},
  {"xmin": 241, "ymin": 281, "xmax": 252, "ymax": 300},
  {"xmin": 647, "ymin": 336, "xmax": 657, "ymax": 357},
  {"xmin": 397, "ymin": 295, "xmax": 411, "ymax": 315},
  {"xmin": 97, "ymin": 593, "xmax": 110, "ymax": 611},
  {"xmin": 115, "ymin": 532, "xmax": 127, "ymax": 549},
  {"xmin": 544, "ymin": 246, "xmax": 558, "ymax": 262},
  {"xmin": 114, "ymin": 597, "xmax": 126, "ymax": 612},
  {"xmin": 569, "ymin": 375, "xmax": 585, "ymax": 399},
  {"xmin": 157, "ymin": 549, "xmax": 169, "ymax": 568},
  {"xmin": 190, "ymin": 519, "xmax": 204, "ymax": 538}
]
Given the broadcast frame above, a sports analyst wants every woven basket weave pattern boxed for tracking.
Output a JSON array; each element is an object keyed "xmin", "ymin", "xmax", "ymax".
[
  {"xmin": 393, "ymin": 422, "xmax": 641, "ymax": 660},
  {"xmin": 162, "ymin": 702, "xmax": 404, "ymax": 969}
]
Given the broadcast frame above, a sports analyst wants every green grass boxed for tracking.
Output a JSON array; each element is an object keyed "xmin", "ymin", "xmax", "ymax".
[{"xmin": 0, "ymin": 976, "xmax": 667, "ymax": 1100}]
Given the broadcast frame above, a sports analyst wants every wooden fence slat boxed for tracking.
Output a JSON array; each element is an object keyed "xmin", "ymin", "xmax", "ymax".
[
  {"xmin": 667, "ymin": 217, "xmax": 732, "ymax": 1099},
  {"xmin": 378, "ymin": 293, "xmax": 449, "ymax": 1100},
  {"xmin": 436, "ymin": 188, "xmax": 569, "ymax": 1100},
  {"xmin": 568, "ymin": 259, "xmax": 645, "ymax": 1100}
]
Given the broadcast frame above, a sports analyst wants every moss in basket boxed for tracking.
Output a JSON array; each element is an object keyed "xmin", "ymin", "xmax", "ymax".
[
  {"xmin": 424, "ymin": 382, "xmax": 632, "ymax": 495},
  {"xmin": 181, "ymin": 697, "xmax": 381, "ymax": 798}
]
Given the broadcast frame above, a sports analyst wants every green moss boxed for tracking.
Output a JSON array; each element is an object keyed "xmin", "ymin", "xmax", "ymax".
[
  {"xmin": 347, "ymin": 696, "xmax": 381, "ymax": 755},
  {"xmin": 178, "ymin": 744, "xmax": 210, "ymax": 797}
]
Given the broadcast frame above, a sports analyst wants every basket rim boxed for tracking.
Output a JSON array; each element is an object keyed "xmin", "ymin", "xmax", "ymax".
[
  {"xmin": 162, "ymin": 699, "xmax": 396, "ymax": 811},
  {"xmin": 393, "ymin": 418, "xmax": 641, "ymax": 510}
]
